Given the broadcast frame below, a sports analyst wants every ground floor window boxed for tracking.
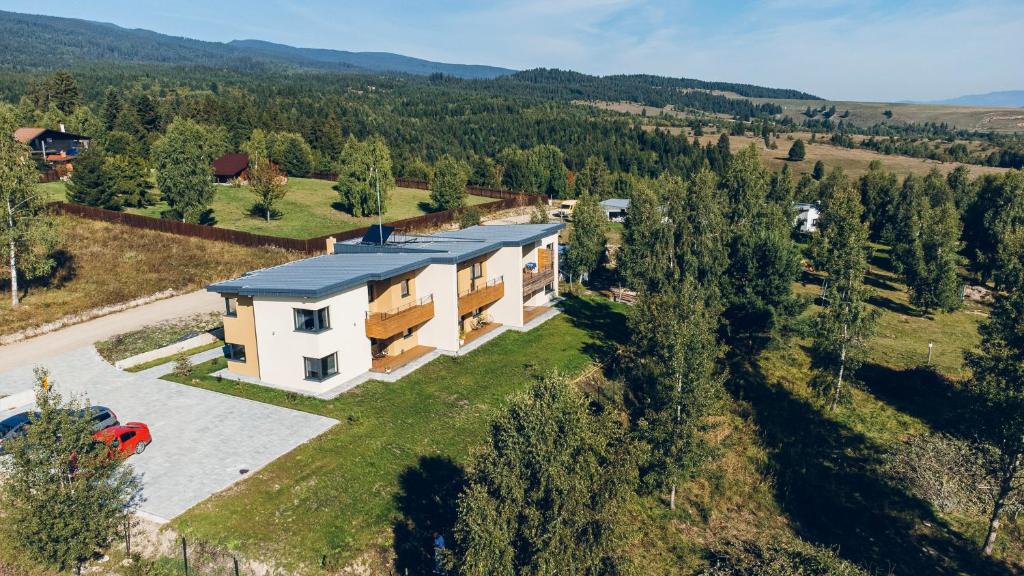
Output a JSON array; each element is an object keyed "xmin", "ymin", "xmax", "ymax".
[
  {"xmin": 304, "ymin": 353, "xmax": 338, "ymax": 381},
  {"xmin": 225, "ymin": 343, "xmax": 246, "ymax": 362}
]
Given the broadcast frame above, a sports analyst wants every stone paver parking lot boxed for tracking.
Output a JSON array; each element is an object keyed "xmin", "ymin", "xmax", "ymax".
[{"xmin": 0, "ymin": 347, "xmax": 337, "ymax": 522}]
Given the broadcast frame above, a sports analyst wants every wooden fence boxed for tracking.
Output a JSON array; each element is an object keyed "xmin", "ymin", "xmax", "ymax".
[{"xmin": 49, "ymin": 180, "xmax": 542, "ymax": 254}]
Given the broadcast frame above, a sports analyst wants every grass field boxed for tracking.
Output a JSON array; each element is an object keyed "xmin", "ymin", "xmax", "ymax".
[
  {"xmin": 0, "ymin": 216, "xmax": 297, "ymax": 337},
  {"xmin": 166, "ymin": 296, "xmax": 627, "ymax": 572},
  {"xmin": 41, "ymin": 178, "xmax": 494, "ymax": 239},
  {"xmin": 697, "ymin": 132, "xmax": 1008, "ymax": 179}
]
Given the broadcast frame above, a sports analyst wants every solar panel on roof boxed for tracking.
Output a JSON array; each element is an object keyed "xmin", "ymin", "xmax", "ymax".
[{"xmin": 361, "ymin": 224, "xmax": 394, "ymax": 245}]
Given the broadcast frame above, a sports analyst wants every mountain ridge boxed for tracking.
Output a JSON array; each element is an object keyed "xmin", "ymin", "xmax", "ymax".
[{"xmin": 927, "ymin": 90, "xmax": 1024, "ymax": 108}]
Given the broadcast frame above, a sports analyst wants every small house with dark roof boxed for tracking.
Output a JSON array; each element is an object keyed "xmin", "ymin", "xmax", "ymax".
[
  {"xmin": 14, "ymin": 125, "xmax": 90, "ymax": 163},
  {"xmin": 212, "ymin": 153, "xmax": 250, "ymax": 183}
]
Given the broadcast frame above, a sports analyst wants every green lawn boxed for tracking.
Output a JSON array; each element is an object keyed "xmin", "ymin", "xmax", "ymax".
[
  {"xmin": 166, "ymin": 296, "xmax": 627, "ymax": 572},
  {"xmin": 41, "ymin": 178, "xmax": 494, "ymax": 239}
]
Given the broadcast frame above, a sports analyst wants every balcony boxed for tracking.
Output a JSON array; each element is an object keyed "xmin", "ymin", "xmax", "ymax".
[
  {"xmin": 365, "ymin": 295, "xmax": 434, "ymax": 339},
  {"xmin": 458, "ymin": 276, "xmax": 504, "ymax": 316},
  {"xmin": 522, "ymin": 266, "xmax": 554, "ymax": 297}
]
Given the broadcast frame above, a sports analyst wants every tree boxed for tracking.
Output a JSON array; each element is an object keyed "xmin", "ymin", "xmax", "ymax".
[
  {"xmin": 769, "ymin": 163, "xmax": 795, "ymax": 205},
  {"xmin": 459, "ymin": 206, "xmax": 482, "ymax": 229},
  {"xmin": 66, "ymin": 148, "xmax": 121, "ymax": 210},
  {"xmin": 430, "ymin": 154, "xmax": 469, "ymax": 211},
  {"xmin": 618, "ymin": 179, "xmax": 672, "ymax": 292},
  {"xmin": 965, "ymin": 289, "xmax": 1024, "ymax": 555},
  {"xmin": 628, "ymin": 279, "xmax": 725, "ymax": 509},
  {"xmin": 964, "ymin": 170, "xmax": 1024, "ymax": 288},
  {"xmin": 809, "ymin": 173, "xmax": 878, "ymax": 410},
  {"xmin": 723, "ymin": 207, "xmax": 804, "ymax": 350},
  {"xmin": 899, "ymin": 197, "xmax": 963, "ymax": 314},
  {"xmin": 242, "ymin": 128, "xmax": 270, "ymax": 168},
  {"xmin": 574, "ymin": 156, "xmax": 612, "ymax": 199},
  {"xmin": 249, "ymin": 160, "xmax": 287, "ymax": 221},
  {"xmin": 812, "ymin": 160, "xmax": 826, "ymax": 181},
  {"xmin": 152, "ymin": 118, "xmax": 216, "ymax": 223},
  {"xmin": 529, "ymin": 195, "xmax": 548, "ymax": 224},
  {"xmin": 0, "ymin": 368, "xmax": 141, "ymax": 575},
  {"xmin": 672, "ymin": 168, "xmax": 729, "ymax": 295},
  {"xmin": 947, "ymin": 165, "xmax": 976, "ymax": 214},
  {"xmin": 858, "ymin": 161, "xmax": 899, "ymax": 241},
  {"xmin": 722, "ymin": 144, "xmax": 771, "ymax": 228},
  {"xmin": 1, "ymin": 109, "xmax": 58, "ymax": 308},
  {"xmin": 45, "ymin": 70, "xmax": 80, "ymax": 114},
  {"xmin": 787, "ymin": 139, "xmax": 806, "ymax": 161},
  {"xmin": 105, "ymin": 155, "xmax": 151, "ymax": 208},
  {"xmin": 334, "ymin": 136, "xmax": 395, "ymax": 217},
  {"xmin": 451, "ymin": 376, "xmax": 638, "ymax": 575},
  {"xmin": 564, "ymin": 192, "xmax": 606, "ymax": 284},
  {"xmin": 270, "ymin": 132, "xmax": 313, "ymax": 177}
]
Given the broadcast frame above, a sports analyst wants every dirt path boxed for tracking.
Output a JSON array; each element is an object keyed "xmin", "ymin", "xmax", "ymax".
[{"xmin": 0, "ymin": 290, "xmax": 223, "ymax": 373}]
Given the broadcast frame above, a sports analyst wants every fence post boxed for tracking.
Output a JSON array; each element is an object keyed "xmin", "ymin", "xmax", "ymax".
[
  {"xmin": 233, "ymin": 556, "xmax": 241, "ymax": 576},
  {"xmin": 182, "ymin": 536, "xmax": 189, "ymax": 576},
  {"xmin": 124, "ymin": 518, "xmax": 131, "ymax": 556}
]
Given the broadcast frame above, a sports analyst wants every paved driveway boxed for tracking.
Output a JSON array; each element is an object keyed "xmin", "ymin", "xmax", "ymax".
[{"xmin": 0, "ymin": 347, "xmax": 336, "ymax": 522}]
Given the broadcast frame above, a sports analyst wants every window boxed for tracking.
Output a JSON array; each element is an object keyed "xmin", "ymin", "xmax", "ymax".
[
  {"xmin": 471, "ymin": 262, "xmax": 483, "ymax": 279},
  {"xmin": 400, "ymin": 278, "xmax": 410, "ymax": 298},
  {"xmin": 304, "ymin": 353, "xmax": 338, "ymax": 381},
  {"xmin": 224, "ymin": 297, "xmax": 237, "ymax": 317},
  {"xmin": 294, "ymin": 307, "xmax": 330, "ymax": 332},
  {"xmin": 225, "ymin": 343, "xmax": 246, "ymax": 362}
]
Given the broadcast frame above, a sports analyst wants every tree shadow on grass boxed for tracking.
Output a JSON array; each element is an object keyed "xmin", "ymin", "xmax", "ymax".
[
  {"xmin": 857, "ymin": 363, "xmax": 975, "ymax": 439},
  {"xmin": 867, "ymin": 293, "xmax": 920, "ymax": 317},
  {"xmin": 864, "ymin": 271, "xmax": 900, "ymax": 293},
  {"xmin": 393, "ymin": 455, "xmax": 467, "ymax": 575},
  {"xmin": 731, "ymin": 356, "xmax": 1014, "ymax": 576},
  {"xmin": 558, "ymin": 294, "xmax": 629, "ymax": 362}
]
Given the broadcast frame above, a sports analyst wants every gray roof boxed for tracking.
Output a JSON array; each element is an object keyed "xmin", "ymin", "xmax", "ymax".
[
  {"xmin": 208, "ymin": 223, "xmax": 563, "ymax": 298},
  {"xmin": 599, "ymin": 198, "xmax": 630, "ymax": 211}
]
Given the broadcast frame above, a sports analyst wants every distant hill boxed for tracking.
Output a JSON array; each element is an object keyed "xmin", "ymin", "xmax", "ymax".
[
  {"xmin": 0, "ymin": 10, "xmax": 514, "ymax": 79},
  {"xmin": 227, "ymin": 39, "xmax": 512, "ymax": 79},
  {"xmin": 928, "ymin": 90, "xmax": 1024, "ymax": 108}
]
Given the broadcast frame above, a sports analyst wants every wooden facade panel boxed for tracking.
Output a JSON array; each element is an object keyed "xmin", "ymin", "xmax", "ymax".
[
  {"xmin": 458, "ymin": 282, "xmax": 504, "ymax": 316},
  {"xmin": 365, "ymin": 301, "xmax": 435, "ymax": 339}
]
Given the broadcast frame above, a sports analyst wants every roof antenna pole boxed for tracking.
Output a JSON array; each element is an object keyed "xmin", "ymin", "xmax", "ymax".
[{"xmin": 371, "ymin": 162, "xmax": 383, "ymax": 246}]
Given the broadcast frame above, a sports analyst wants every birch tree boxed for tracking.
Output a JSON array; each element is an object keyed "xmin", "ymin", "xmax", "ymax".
[
  {"xmin": 628, "ymin": 278, "xmax": 725, "ymax": 509},
  {"xmin": 1, "ymin": 109, "xmax": 57, "ymax": 308},
  {"xmin": 965, "ymin": 288, "xmax": 1024, "ymax": 555},
  {"xmin": 810, "ymin": 171, "xmax": 878, "ymax": 410}
]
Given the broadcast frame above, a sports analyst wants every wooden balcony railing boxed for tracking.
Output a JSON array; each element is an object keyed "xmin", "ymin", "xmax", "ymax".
[
  {"xmin": 365, "ymin": 294, "xmax": 435, "ymax": 339},
  {"xmin": 458, "ymin": 276, "xmax": 504, "ymax": 316},
  {"xmin": 522, "ymin": 266, "xmax": 554, "ymax": 297}
]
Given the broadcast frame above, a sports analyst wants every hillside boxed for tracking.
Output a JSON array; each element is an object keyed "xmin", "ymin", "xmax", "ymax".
[
  {"xmin": 0, "ymin": 10, "xmax": 513, "ymax": 79},
  {"xmin": 929, "ymin": 90, "xmax": 1024, "ymax": 108}
]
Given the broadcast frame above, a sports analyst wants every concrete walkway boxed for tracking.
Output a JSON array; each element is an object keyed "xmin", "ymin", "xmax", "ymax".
[
  {"xmin": 0, "ymin": 290, "xmax": 223, "ymax": 373},
  {"xmin": 0, "ymin": 347, "xmax": 336, "ymax": 522}
]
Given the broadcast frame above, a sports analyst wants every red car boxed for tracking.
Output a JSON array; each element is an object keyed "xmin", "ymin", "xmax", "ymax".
[{"xmin": 93, "ymin": 422, "xmax": 151, "ymax": 458}]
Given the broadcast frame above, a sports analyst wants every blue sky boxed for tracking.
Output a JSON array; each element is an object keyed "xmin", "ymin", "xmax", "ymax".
[{"xmin": 4, "ymin": 0, "xmax": 1022, "ymax": 101}]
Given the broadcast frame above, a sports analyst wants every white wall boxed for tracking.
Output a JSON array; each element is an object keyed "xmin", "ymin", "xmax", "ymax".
[
  {"xmin": 417, "ymin": 263, "xmax": 459, "ymax": 351},
  {"xmin": 487, "ymin": 246, "xmax": 524, "ymax": 327},
  {"xmin": 253, "ymin": 285, "xmax": 371, "ymax": 393}
]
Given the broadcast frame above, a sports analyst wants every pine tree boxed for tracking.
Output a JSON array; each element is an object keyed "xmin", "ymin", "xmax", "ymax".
[
  {"xmin": 564, "ymin": 192, "xmax": 606, "ymax": 284},
  {"xmin": 45, "ymin": 70, "xmax": 80, "ymax": 114},
  {"xmin": 574, "ymin": 156, "xmax": 612, "ymax": 199},
  {"xmin": 858, "ymin": 161, "xmax": 899, "ymax": 241},
  {"xmin": 430, "ymin": 154, "xmax": 469, "ymax": 211},
  {"xmin": 787, "ymin": 139, "xmax": 806, "ymax": 161},
  {"xmin": 618, "ymin": 179, "xmax": 672, "ymax": 292},
  {"xmin": 671, "ymin": 168, "xmax": 728, "ymax": 295},
  {"xmin": 105, "ymin": 154, "xmax": 151, "ymax": 208},
  {"xmin": 451, "ymin": 376, "xmax": 638, "ymax": 576},
  {"xmin": 66, "ymin": 148, "xmax": 120, "ymax": 210},
  {"xmin": 1, "ymin": 368, "xmax": 142, "ymax": 575},
  {"xmin": 722, "ymin": 144, "xmax": 771, "ymax": 228},
  {"xmin": 965, "ymin": 288, "xmax": 1024, "ymax": 556},
  {"xmin": 812, "ymin": 160, "xmax": 826, "ymax": 181}
]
